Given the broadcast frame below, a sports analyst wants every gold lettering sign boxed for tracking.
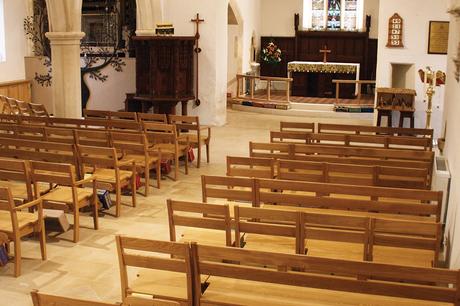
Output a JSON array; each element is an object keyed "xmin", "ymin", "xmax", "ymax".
[{"xmin": 428, "ymin": 21, "xmax": 449, "ymax": 54}]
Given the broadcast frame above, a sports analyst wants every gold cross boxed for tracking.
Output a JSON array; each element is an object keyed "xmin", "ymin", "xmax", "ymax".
[
  {"xmin": 319, "ymin": 45, "xmax": 331, "ymax": 63},
  {"xmin": 191, "ymin": 13, "xmax": 205, "ymax": 39}
]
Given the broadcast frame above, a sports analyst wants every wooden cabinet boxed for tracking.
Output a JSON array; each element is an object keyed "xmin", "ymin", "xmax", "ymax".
[{"xmin": 127, "ymin": 36, "xmax": 196, "ymax": 114}]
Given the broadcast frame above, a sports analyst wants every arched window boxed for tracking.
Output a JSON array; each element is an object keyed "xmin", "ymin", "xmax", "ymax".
[
  {"xmin": 303, "ymin": 0, "xmax": 364, "ymax": 31},
  {"xmin": 0, "ymin": 0, "xmax": 5, "ymax": 62}
]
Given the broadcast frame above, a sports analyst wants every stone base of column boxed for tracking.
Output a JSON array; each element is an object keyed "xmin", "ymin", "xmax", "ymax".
[{"xmin": 45, "ymin": 31, "xmax": 85, "ymax": 118}]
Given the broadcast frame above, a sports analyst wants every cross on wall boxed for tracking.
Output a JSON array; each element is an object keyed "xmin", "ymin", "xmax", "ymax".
[{"xmin": 319, "ymin": 45, "xmax": 332, "ymax": 63}]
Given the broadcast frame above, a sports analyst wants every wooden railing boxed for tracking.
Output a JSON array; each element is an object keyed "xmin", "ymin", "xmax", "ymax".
[
  {"xmin": 0, "ymin": 80, "xmax": 32, "ymax": 102},
  {"xmin": 236, "ymin": 74, "xmax": 293, "ymax": 103},
  {"xmin": 332, "ymin": 79, "xmax": 376, "ymax": 103}
]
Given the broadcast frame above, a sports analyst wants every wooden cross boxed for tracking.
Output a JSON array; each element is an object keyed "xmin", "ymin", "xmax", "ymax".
[
  {"xmin": 319, "ymin": 45, "xmax": 331, "ymax": 63},
  {"xmin": 191, "ymin": 13, "xmax": 205, "ymax": 40}
]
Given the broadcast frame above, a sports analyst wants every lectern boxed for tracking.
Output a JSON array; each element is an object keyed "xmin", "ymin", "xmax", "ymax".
[{"xmin": 125, "ymin": 36, "xmax": 196, "ymax": 115}]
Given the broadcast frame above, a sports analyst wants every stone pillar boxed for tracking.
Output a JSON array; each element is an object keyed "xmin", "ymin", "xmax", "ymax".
[
  {"xmin": 136, "ymin": 0, "xmax": 164, "ymax": 36},
  {"xmin": 45, "ymin": 0, "xmax": 84, "ymax": 118}
]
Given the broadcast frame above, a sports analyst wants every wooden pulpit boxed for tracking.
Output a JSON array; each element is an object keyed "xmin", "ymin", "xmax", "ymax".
[{"xmin": 126, "ymin": 36, "xmax": 196, "ymax": 115}]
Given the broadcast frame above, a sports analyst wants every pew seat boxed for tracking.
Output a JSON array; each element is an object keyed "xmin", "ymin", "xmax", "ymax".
[
  {"xmin": 201, "ymin": 277, "xmax": 448, "ymax": 306},
  {"xmin": 243, "ymin": 234, "xmax": 296, "ymax": 254},
  {"xmin": 179, "ymin": 228, "xmax": 231, "ymax": 247},
  {"xmin": 373, "ymin": 246, "xmax": 435, "ymax": 268},
  {"xmin": 93, "ymin": 168, "xmax": 135, "ymax": 184},
  {"xmin": 305, "ymin": 240, "xmax": 364, "ymax": 261},
  {"xmin": 130, "ymin": 270, "xmax": 190, "ymax": 302},
  {"xmin": 41, "ymin": 186, "xmax": 94, "ymax": 204},
  {"xmin": 0, "ymin": 210, "xmax": 38, "ymax": 232}
]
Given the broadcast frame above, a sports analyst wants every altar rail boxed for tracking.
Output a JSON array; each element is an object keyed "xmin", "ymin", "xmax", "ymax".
[
  {"xmin": 236, "ymin": 74, "xmax": 293, "ymax": 104},
  {"xmin": 332, "ymin": 79, "xmax": 376, "ymax": 103}
]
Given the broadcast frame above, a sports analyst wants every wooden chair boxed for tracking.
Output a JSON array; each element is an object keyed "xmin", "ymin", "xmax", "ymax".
[
  {"xmin": 5, "ymin": 97, "xmax": 20, "ymax": 115},
  {"xmin": 31, "ymin": 291, "xmax": 181, "ymax": 306},
  {"xmin": 191, "ymin": 243, "xmax": 460, "ymax": 306},
  {"xmin": 77, "ymin": 145, "xmax": 136, "ymax": 218},
  {"xmin": 317, "ymin": 123, "xmax": 434, "ymax": 139},
  {"xmin": 111, "ymin": 131, "xmax": 161, "ymax": 195},
  {"xmin": 116, "ymin": 236, "xmax": 194, "ymax": 305},
  {"xmin": 280, "ymin": 121, "xmax": 315, "ymax": 133},
  {"xmin": 16, "ymin": 100, "xmax": 33, "ymax": 116},
  {"xmin": 74, "ymin": 129, "xmax": 112, "ymax": 147},
  {"xmin": 111, "ymin": 111, "xmax": 138, "ymax": 121},
  {"xmin": 137, "ymin": 113, "xmax": 168, "ymax": 124},
  {"xmin": 29, "ymin": 103, "xmax": 50, "ymax": 118},
  {"xmin": 0, "ymin": 95, "xmax": 9, "ymax": 114},
  {"xmin": 167, "ymin": 199, "xmax": 233, "ymax": 247},
  {"xmin": 234, "ymin": 205, "xmax": 300, "ymax": 254},
  {"xmin": 143, "ymin": 122, "xmax": 189, "ymax": 181},
  {"xmin": 29, "ymin": 161, "xmax": 99, "ymax": 243},
  {"xmin": 13, "ymin": 125, "xmax": 46, "ymax": 142},
  {"xmin": 43, "ymin": 127, "xmax": 75, "ymax": 145},
  {"xmin": 368, "ymin": 218, "xmax": 441, "ymax": 268},
  {"xmin": 0, "ymin": 158, "xmax": 34, "ymax": 204},
  {"xmin": 83, "ymin": 109, "xmax": 111, "ymax": 120},
  {"xmin": 169, "ymin": 115, "xmax": 211, "ymax": 168},
  {"xmin": 0, "ymin": 187, "xmax": 46, "ymax": 277}
]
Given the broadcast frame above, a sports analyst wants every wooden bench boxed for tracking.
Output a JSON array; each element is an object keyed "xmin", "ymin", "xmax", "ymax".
[
  {"xmin": 116, "ymin": 236, "xmax": 193, "ymax": 306},
  {"xmin": 280, "ymin": 121, "xmax": 315, "ymax": 133},
  {"xmin": 201, "ymin": 176, "xmax": 442, "ymax": 222},
  {"xmin": 270, "ymin": 131, "xmax": 432, "ymax": 151},
  {"xmin": 227, "ymin": 156, "xmax": 429, "ymax": 189},
  {"xmin": 191, "ymin": 243, "xmax": 460, "ymax": 306},
  {"xmin": 167, "ymin": 199, "xmax": 233, "ymax": 247},
  {"xmin": 317, "ymin": 123, "xmax": 434, "ymax": 139}
]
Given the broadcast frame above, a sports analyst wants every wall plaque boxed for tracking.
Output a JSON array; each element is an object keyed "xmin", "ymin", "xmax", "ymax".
[
  {"xmin": 386, "ymin": 13, "xmax": 404, "ymax": 48},
  {"xmin": 428, "ymin": 21, "xmax": 449, "ymax": 54}
]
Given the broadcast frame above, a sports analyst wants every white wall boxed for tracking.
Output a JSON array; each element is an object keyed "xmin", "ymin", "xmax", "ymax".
[
  {"xmin": 163, "ymin": 0, "xmax": 228, "ymax": 126},
  {"xmin": 261, "ymin": 0, "xmax": 380, "ymax": 39},
  {"xmin": 442, "ymin": 0, "xmax": 460, "ymax": 269},
  {"xmin": 0, "ymin": 0, "xmax": 28, "ymax": 82},
  {"xmin": 375, "ymin": 0, "xmax": 449, "ymax": 137}
]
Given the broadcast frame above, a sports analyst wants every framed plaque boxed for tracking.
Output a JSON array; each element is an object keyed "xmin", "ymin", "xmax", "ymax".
[
  {"xmin": 428, "ymin": 21, "xmax": 449, "ymax": 54},
  {"xmin": 386, "ymin": 13, "xmax": 404, "ymax": 48}
]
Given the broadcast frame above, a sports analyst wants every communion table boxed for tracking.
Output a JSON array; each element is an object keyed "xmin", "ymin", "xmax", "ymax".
[{"xmin": 287, "ymin": 61, "xmax": 360, "ymax": 98}]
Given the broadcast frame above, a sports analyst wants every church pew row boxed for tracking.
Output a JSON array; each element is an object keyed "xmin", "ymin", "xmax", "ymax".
[
  {"xmin": 270, "ymin": 130, "xmax": 432, "ymax": 151},
  {"xmin": 116, "ymin": 236, "xmax": 460, "ymax": 306},
  {"xmin": 201, "ymin": 175, "xmax": 442, "ymax": 222},
  {"xmin": 317, "ymin": 122, "xmax": 434, "ymax": 139},
  {"xmin": 226, "ymin": 156, "xmax": 429, "ymax": 189},
  {"xmin": 167, "ymin": 200, "xmax": 441, "ymax": 267},
  {"xmin": 249, "ymin": 142, "xmax": 434, "ymax": 185}
]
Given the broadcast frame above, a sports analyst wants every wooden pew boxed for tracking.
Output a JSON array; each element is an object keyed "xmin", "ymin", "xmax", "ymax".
[
  {"xmin": 270, "ymin": 131, "xmax": 432, "ymax": 151},
  {"xmin": 167, "ymin": 199, "xmax": 233, "ymax": 247},
  {"xmin": 317, "ymin": 123, "xmax": 434, "ymax": 139},
  {"xmin": 116, "ymin": 236, "xmax": 194, "ymax": 306},
  {"xmin": 191, "ymin": 243, "xmax": 460, "ymax": 306},
  {"xmin": 280, "ymin": 121, "xmax": 315, "ymax": 133},
  {"xmin": 201, "ymin": 176, "xmax": 442, "ymax": 222},
  {"xmin": 226, "ymin": 156, "xmax": 275, "ymax": 179}
]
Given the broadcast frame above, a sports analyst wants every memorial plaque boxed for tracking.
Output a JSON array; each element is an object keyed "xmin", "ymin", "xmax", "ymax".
[{"xmin": 428, "ymin": 21, "xmax": 449, "ymax": 54}]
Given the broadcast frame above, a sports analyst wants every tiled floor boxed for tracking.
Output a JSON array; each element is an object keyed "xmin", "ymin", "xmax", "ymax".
[{"xmin": 0, "ymin": 109, "xmax": 370, "ymax": 306}]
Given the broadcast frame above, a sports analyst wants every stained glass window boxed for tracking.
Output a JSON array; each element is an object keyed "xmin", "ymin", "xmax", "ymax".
[{"xmin": 303, "ymin": 0, "xmax": 363, "ymax": 31}]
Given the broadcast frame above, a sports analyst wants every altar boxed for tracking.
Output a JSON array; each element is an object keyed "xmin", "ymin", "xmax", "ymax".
[{"xmin": 288, "ymin": 61, "xmax": 360, "ymax": 98}]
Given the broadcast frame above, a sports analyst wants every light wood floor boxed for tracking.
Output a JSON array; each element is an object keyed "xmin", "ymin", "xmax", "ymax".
[{"xmin": 0, "ymin": 109, "xmax": 373, "ymax": 306}]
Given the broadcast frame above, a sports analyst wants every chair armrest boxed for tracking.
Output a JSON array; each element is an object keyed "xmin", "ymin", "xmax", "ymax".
[
  {"xmin": 15, "ymin": 198, "xmax": 43, "ymax": 211},
  {"xmin": 75, "ymin": 175, "xmax": 97, "ymax": 186},
  {"xmin": 118, "ymin": 159, "xmax": 135, "ymax": 167}
]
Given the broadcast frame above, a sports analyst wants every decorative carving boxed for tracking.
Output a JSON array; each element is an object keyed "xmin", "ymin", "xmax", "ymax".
[{"xmin": 386, "ymin": 13, "xmax": 404, "ymax": 48}]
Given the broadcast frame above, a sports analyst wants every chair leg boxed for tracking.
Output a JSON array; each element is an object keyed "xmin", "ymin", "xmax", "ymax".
[
  {"xmin": 174, "ymin": 156, "xmax": 178, "ymax": 181},
  {"xmin": 185, "ymin": 152, "xmax": 189, "ymax": 175},
  {"xmin": 93, "ymin": 198, "xmax": 99, "ymax": 230},
  {"xmin": 39, "ymin": 218, "xmax": 47, "ymax": 260},
  {"xmin": 206, "ymin": 143, "xmax": 210, "ymax": 163},
  {"xmin": 197, "ymin": 145, "xmax": 201, "ymax": 168},
  {"xmin": 144, "ymin": 167, "xmax": 150, "ymax": 197},
  {"xmin": 116, "ymin": 185, "xmax": 121, "ymax": 218},
  {"xmin": 131, "ymin": 176, "xmax": 137, "ymax": 208},
  {"xmin": 156, "ymin": 161, "xmax": 161, "ymax": 189},
  {"xmin": 13, "ymin": 236, "xmax": 21, "ymax": 277},
  {"xmin": 73, "ymin": 207, "xmax": 80, "ymax": 243}
]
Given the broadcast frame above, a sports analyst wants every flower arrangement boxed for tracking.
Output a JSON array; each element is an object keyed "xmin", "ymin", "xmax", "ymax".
[{"xmin": 261, "ymin": 42, "xmax": 282, "ymax": 65}]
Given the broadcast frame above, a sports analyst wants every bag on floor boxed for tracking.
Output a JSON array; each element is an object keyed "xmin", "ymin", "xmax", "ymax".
[
  {"xmin": 136, "ymin": 174, "xmax": 142, "ymax": 190},
  {"xmin": 188, "ymin": 147, "xmax": 195, "ymax": 162},
  {"xmin": 97, "ymin": 189, "xmax": 112, "ymax": 210},
  {"xmin": 0, "ymin": 245, "xmax": 8, "ymax": 266},
  {"xmin": 161, "ymin": 160, "xmax": 172, "ymax": 174}
]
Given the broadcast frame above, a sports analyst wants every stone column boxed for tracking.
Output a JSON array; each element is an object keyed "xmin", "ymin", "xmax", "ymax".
[
  {"xmin": 45, "ymin": 0, "xmax": 84, "ymax": 118},
  {"xmin": 136, "ymin": 0, "xmax": 164, "ymax": 36}
]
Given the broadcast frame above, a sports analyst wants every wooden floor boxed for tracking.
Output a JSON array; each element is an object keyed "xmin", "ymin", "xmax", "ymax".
[{"xmin": 239, "ymin": 90, "xmax": 375, "ymax": 106}]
